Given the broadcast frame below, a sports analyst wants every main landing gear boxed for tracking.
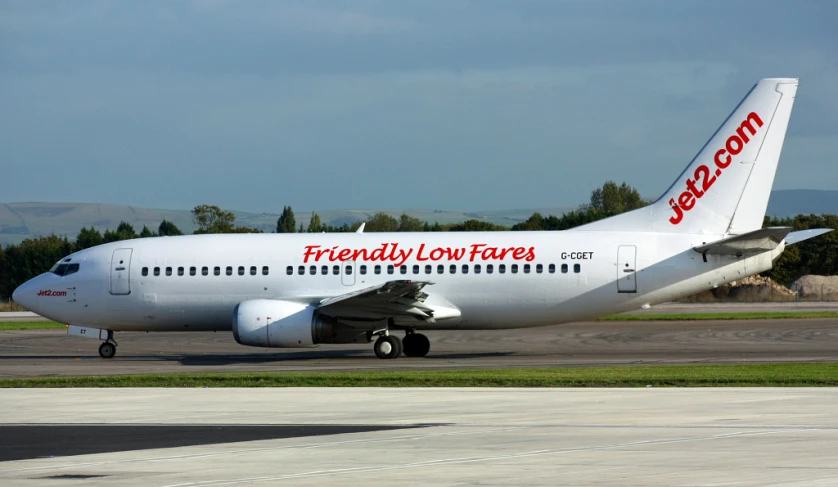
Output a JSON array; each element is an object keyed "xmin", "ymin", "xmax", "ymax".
[
  {"xmin": 371, "ymin": 329, "xmax": 430, "ymax": 359},
  {"xmin": 98, "ymin": 331, "xmax": 117, "ymax": 359}
]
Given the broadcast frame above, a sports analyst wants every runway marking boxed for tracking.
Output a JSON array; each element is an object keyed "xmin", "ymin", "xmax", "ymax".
[
  {"xmin": 158, "ymin": 429, "xmax": 807, "ymax": 486},
  {"xmin": 0, "ymin": 426, "xmax": 523, "ymax": 474}
]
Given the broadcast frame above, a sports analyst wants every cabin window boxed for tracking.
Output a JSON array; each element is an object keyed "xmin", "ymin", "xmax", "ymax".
[
  {"xmin": 548, "ymin": 264, "xmax": 556, "ymax": 274},
  {"xmin": 449, "ymin": 264, "xmax": 457, "ymax": 274},
  {"xmin": 321, "ymin": 265, "xmax": 328, "ymax": 275},
  {"xmin": 190, "ymin": 266, "xmax": 197, "ymax": 276},
  {"xmin": 178, "ymin": 267, "xmax": 184, "ymax": 276},
  {"xmin": 250, "ymin": 266, "xmax": 257, "ymax": 276},
  {"xmin": 154, "ymin": 267, "xmax": 160, "ymax": 276},
  {"xmin": 474, "ymin": 264, "xmax": 481, "ymax": 274},
  {"xmin": 536, "ymin": 264, "xmax": 543, "ymax": 274},
  {"xmin": 375, "ymin": 265, "xmax": 382, "ymax": 275},
  {"xmin": 345, "ymin": 265, "xmax": 353, "ymax": 275},
  {"xmin": 286, "ymin": 266, "xmax": 293, "ymax": 275},
  {"xmin": 360, "ymin": 265, "xmax": 367, "ymax": 275},
  {"xmin": 400, "ymin": 266, "xmax": 407, "ymax": 275},
  {"xmin": 238, "ymin": 266, "xmax": 245, "ymax": 276},
  {"xmin": 202, "ymin": 267, "xmax": 208, "ymax": 276},
  {"xmin": 412, "ymin": 264, "xmax": 419, "ymax": 274},
  {"xmin": 333, "ymin": 265, "xmax": 340, "ymax": 275},
  {"xmin": 226, "ymin": 266, "xmax": 233, "ymax": 276},
  {"xmin": 561, "ymin": 264, "xmax": 568, "ymax": 274},
  {"xmin": 511, "ymin": 264, "xmax": 518, "ymax": 274},
  {"xmin": 574, "ymin": 263, "xmax": 581, "ymax": 273},
  {"xmin": 437, "ymin": 264, "xmax": 444, "ymax": 274},
  {"xmin": 523, "ymin": 264, "xmax": 531, "ymax": 274},
  {"xmin": 310, "ymin": 265, "xmax": 317, "ymax": 275},
  {"xmin": 487, "ymin": 264, "xmax": 494, "ymax": 274},
  {"xmin": 387, "ymin": 265, "xmax": 394, "ymax": 275},
  {"xmin": 425, "ymin": 265, "xmax": 432, "ymax": 274},
  {"xmin": 142, "ymin": 267, "xmax": 148, "ymax": 276},
  {"xmin": 298, "ymin": 266, "xmax": 305, "ymax": 275},
  {"xmin": 214, "ymin": 266, "xmax": 220, "ymax": 276},
  {"xmin": 462, "ymin": 264, "xmax": 469, "ymax": 274},
  {"xmin": 262, "ymin": 266, "xmax": 269, "ymax": 276},
  {"xmin": 499, "ymin": 264, "xmax": 506, "ymax": 274},
  {"xmin": 165, "ymin": 267, "xmax": 172, "ymax": 276}
]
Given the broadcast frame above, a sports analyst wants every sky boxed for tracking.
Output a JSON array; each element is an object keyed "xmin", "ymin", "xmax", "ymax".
[{"xmin": 1, "ymin": 0, "xmax": 836, "ymax": 213}]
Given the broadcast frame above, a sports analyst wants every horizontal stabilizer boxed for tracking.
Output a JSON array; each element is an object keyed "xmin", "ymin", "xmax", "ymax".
[
  {"xmin": 693, "ymin": 227, "xmax": 792, "ymax": 256},
  {"xmin": 785, "ymin": 228, "xmax": 833, "ymax": 245}
]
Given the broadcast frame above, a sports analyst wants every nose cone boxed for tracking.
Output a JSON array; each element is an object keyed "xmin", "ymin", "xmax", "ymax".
[{"xmin": 12, "ymin": 281, "xmax": 30, "ymax": 310}]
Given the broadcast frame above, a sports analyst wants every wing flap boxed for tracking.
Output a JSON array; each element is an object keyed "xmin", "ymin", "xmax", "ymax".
[{"xmin": 316, "ymin": 280, "xmax": 460, "ymax": 323}]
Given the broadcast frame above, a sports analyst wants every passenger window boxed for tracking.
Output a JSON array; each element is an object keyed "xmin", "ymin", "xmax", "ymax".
[
  {"xmin": 524, "ymin": 264, "xmax": 530, "ymax": 274},
  {"xmin": 310, "ymin": 265, "xmax": 317, "ymax": 275},
  {"xmin": 511, "ymin": 264, "xmax": 518, "ymax": 274},
  {"xmin": 178, "ymin": 267, "xmax": 184, "ymax": 276},
  {"xmin": 298, "ymin": 266, "xmax": 305, "ymax": 275},
  {"xmin": 238, "ymin": 266, "xmax": 245, "ymax": 276},
  {"xmin": 154, "ymin": 267, "xmax": 160, "ymax": 276},
  {"xmin": 387, "ymin": 265, "xmax": 394, "ymax": 275},
  {"xmin": 166, "ymin": 267, "xmax": 172, "ymax": 276},
  {"xmin": 214, "ymin": 266, "xmax": 220, "ymax": 276},
  {"xmin": 499, "ymin": 264, "xmax": 506, "ymax": 274},
  {"xmin": 226, "ymin": 266, "xmax": 233, "ymax": 276},
  {"xmin": 474, "ymin": 264, "xmax": 481, "ymax": 274},
  {"xmin": 321, "ymin": 265, "xmax": 328, "ymax": 275},
  {"xmin": 536, "ymin": 264, "xmax": 543, "ymax": 274},
  {"xmin": 262, "ymin": 266, "xmax": 269, "ymax": 276},
  {"xmin": 437, "ymin": 264, "xmax": 444, "ymax": 274},
  {"xmin": 190, "ymin": 266, "xmax": 196, "ymax": 276},
  {"xmin": 449, "ymin": 264, "xmax": 456, "ymax": 274},
  {"xmin": 345, "ymin": 265, "xmax": 353, "ymax": 275},
  {"xmin": 574, "ymin": 263, "xmax": 581, "ymax": 273},
  {"xmin": 549, "ymin": 264, "xmax": 556, "ymax": 274},
  {"xmin": 561, "ymin": 264, "xmax": 568, "ymax": 274},
  {"xmin": 250, "ymin": 266, "xmax": 257, "ymax": 276},
  {"xmin": 462, "ymin": 264, "xmax": 469, "ymax": 274},
  {"xmin": 487, "ymin": 264, "xmax": 493, "ymax": 274},
  {"xmin": 360, "ymin": 265, "xmax": 367, "ymax": 275},
  {"xmin": 413, "ymin": 264, "xmax": 419, "ymax": 274},
  {"xmin": 400, "ymin": 266, "xmax": 407, "ymax": 275},
  {"xmin": 333, "ymin": 265, "xmax": 340, "ymax": 275},
  {"xmin": 202, "ymin": 267, "xmax": 208, "ymax": 276},
  {"xmin": 375, "ymin": 265, "xmax": 381, "ymax": 275},
  {"xmin": 286, "ymin": 266, "xmax": 293, "ymax": 275},
  {"xmin": 142, "ymin": 267, "xmax": 148, "ymax": 277},
  {"xmin": 425, "ymin": 265, "xmax": 432, "ymax": 274}
]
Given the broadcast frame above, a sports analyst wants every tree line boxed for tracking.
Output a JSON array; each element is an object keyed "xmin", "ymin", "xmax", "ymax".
[{"xmin": 1, "ymin": 181, "xmax": 834, "ymax": 297}]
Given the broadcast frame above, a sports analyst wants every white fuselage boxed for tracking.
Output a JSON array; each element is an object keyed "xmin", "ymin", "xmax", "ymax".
[{"xmin": 13, "ymin": 230, "xmax": 781, "ymax": 332}]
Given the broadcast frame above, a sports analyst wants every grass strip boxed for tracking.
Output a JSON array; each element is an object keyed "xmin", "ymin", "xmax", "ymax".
[
  {"xmin": 0, "ymin": 321, "xmax": 65, "ymax": 330},
  {"xmin": 600, "ymin": 311, "xmax": 838, "ymax": 321},
  {"xmin": 2, "ymin": 363, "xmax": 837, "ymax": 388}
]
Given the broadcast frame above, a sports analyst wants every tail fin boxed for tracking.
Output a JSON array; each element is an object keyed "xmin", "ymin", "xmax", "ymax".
[{"xmin": 579, "ymin": 78, "xmax": 798, "ymax": 235}]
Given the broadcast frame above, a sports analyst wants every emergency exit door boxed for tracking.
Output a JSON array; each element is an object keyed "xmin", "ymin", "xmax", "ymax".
[
  {"xmin": 110, "ymin": 248, "xmax": 133, "ymax": 295},
  {"xmin": 617, "ymin": 245, "xmax": 637, "ymax": 293}
]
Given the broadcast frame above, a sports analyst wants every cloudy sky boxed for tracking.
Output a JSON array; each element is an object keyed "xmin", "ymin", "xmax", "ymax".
[{"xmin": 1, "ymin": 0, "xmax": 836, "ymax": 212}]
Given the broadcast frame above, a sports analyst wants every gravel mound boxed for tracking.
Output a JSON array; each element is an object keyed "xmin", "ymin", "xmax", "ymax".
[{"xmin": 789, "ymin": 275, "xmax": 838, "ymax": 301}]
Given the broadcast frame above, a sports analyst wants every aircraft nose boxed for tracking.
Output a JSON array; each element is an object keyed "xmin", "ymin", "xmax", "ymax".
[{"xmin": 12, "ymin": 279, "xmax": 34, "ymax": 310}]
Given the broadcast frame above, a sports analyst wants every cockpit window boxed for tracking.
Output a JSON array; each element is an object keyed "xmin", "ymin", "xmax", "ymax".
[
  {"xmin": 50, "ymin": 263, "xmax": 80, "ymax": 276},
  {"xmin": 65, "ymin": 264, "xmax": 80, "ymax": 276}
]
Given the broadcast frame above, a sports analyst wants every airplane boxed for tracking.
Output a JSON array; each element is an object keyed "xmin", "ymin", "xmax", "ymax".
[{"xmin": 12, "ymin": 78, "xmax": 832, "ymax": 360}]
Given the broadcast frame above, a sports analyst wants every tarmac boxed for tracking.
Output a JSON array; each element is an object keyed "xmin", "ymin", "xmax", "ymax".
[{"xmin": 1, "ymin": 388, "xmax": 837, "ymax": 486}]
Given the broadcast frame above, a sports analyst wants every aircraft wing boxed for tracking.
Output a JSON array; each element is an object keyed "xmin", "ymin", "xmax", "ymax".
[
  {"xmin": 317, "ymin": 280, "xmax": 459, "ymax": 322},
  {"xmin": 693, "ymin": 227, "xmax": 792, "ymax": 256}
]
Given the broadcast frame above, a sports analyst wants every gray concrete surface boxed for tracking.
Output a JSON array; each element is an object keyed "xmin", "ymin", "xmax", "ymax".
[
  {"xmin": 0, "ymin": 312, "xmax": 48, "ymax": 322},
  {"xmin": 2, "ymin": 318, "xmax": 838, "ymax": 377},
  {"xmin": 1, "ymin": 388, "xmax": 837, "ymax": 486}
]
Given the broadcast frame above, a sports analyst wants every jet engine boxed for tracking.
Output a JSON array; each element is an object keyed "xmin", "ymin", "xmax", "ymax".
[{"xmin": 232, "ymin": 299, "xmax": 369, "ymax": 348}]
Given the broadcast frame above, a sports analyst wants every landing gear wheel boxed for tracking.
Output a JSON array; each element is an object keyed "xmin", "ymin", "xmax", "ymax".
[
  {"xmin": 403, "ymin": 333, "xmax": 431, "ymax": 357},
  {"xmin": 373, "ymin": 335, "xmax": 402, "ymax": 359},
  {"xmin": 98, "ymin": 342, "xmax": 116, "ymax": 359}
]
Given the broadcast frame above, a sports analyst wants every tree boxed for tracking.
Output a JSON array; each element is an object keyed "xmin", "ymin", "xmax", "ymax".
[
  {"xmin": 307, "ymin": 212, "xmax": 323, "ymax": 233},
  {"xmin": 1, "ymin": 236, "xmax": 75, "ymax": 296},
  {"xmin": 192, "ymin": 205, "xmax": 236, "ymax": 234},
  {"xmin": 103, "ymin": 221, "xmax": 138, "ymax": 243},
  {"xmin": 139, "ymin": 225, "xmax": 156, "ymax": 238},
  {"xmin": 276, "ymin": 206, "xmax": 296, "ymax": 233},
  {"xmin": 589, "ymin": 181, "xmax": 645, "ymax": 214},
  {"xmin": 398, "ymin": 214, "xmax": 424, "ymax": 232},
  {"xmin": 448, "ymin": 220, "xmax": 508, "ymax": 231},
  {"xmin": 75, "ymin": 227, "xmax": 104, "ymax": 249},
  {"xmin": 158, "ymin": 219, "xmax": 183, "ymax": 236},
  {"xmin": 365, "ymin": 212, "xmax": 399, "ymax": 232}
]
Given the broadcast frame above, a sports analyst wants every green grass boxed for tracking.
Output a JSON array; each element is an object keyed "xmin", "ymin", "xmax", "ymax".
[
  {"xmin": 0, "ymin": 321, "xmax": 65, "ymax": 330},
  {"xmin": 2, "ymin": 363, "xmax": 837, "ymax": 388},
  {"xmin": 599, "ymin": 311, "xmax": 838, "ymax": 321}
]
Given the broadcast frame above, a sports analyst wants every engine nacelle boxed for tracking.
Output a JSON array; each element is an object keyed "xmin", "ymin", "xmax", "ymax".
[{"xmin": 232, "ymin": 299, "xmax": 371, "ymax": 348}]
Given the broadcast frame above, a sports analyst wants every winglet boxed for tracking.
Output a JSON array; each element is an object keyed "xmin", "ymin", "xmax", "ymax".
[{"xmin": 356, "ymin": 223, "xmax": 366, "ymax": 234}]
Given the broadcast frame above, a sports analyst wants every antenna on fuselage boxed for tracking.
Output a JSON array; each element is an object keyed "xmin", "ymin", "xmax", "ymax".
[{"xmin": 356, "ymin": 222, "xmax": 366, "ymax": 234}]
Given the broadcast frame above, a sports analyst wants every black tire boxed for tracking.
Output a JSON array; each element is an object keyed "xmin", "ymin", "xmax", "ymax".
[
  {"xmin": 98, "ymin": 342, "xmax": 116, "ymax": 359},
  {"xmin": 373, "ymin": 335, "xmax": 402, "ymax": 359},
  {"xmin": 403, "ymin": 333, "xmax": 431, "ymax": 357}
]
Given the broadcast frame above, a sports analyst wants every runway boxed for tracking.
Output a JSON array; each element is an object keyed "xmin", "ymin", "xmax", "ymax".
[
  {"xmin": 2, "ymin": 317, "xmax": 837, "ymax": 377},
  {"xmin": 2, "ymin": 388, "xmax": 837, "ymax": 486}
]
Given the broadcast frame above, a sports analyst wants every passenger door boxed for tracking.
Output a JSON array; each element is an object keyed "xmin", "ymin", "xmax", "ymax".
[
  {"xmin": 616, "ymin": 245, "xmax": 637, "ymax": 293},
  {"xmin": 110, "ymin": 248, "xmax": 133, "ymax": 295}
]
